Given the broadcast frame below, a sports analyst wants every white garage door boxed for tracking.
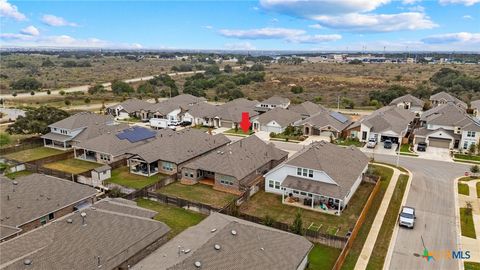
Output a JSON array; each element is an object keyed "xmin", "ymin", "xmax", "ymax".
[
  {"xmin": 261, "ymin": 125, "xmax": 283, "ymax": 134},
  {"xmin": 429, "ymin": 137, "xmax": 451, "ymax": 148}
]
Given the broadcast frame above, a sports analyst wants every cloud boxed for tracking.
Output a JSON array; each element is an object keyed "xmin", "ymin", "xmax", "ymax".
[
  {"xmin": 203, "ymin": 25, "xmax": 213, "ymax": 29},
  {"xmin": 224, "ymin": 42, "xmax": 256, "ymax": 50},
  {"xmin": 219, "ymin": 27, "xmax": 305, "ymax": 39},
  {"xmin": 0, "ymin": 33, "xmax": 34, "ymax": 41},
  {"xmin": 41, "ymin": 14, "xmax": 78, "ymax": 27},
  {"xmin": 260, "ymin": 0, "xmax": 390, "ymax": 16},
  {"xmin": 20, "ymin": 26, "xmax": 40, "ymax": 36},
  {"xmin": 308, "ymin": 24, "xmax": 323, "ymax": 29},
  {"xmin": 422, "ymin": 32, "xmax": 480, "ymax": 44},
  {"xmin": 313, "ymin": 12, "xmax": 437, "ymax": 32},
  {"xmin": 407, "ymin": 5, "xmax": 425, "ymax": 12},
  {"xmin": 439, "ymin": 0, "xmax": 480, "ymax": 5},
  {"xmin": 0, "ymin": 0, "xmax": 26, "ymax": 21},
  {"xmin": 402, "ymin": 0, "xmax": 421, "ymax": 4},
  {"xmin": 288, "ymin": 34, "xmax": 342, "ymax": 43},
  {"xmin": 463, "ymin": 15, "xmax": 473, "ymax": 19}
]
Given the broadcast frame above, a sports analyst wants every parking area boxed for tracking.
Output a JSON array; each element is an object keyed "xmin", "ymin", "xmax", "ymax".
[
  {"xmin": 414, "ymin": 144, "xmax": 452, "ymax": 161},
  {"xmin": 363, "ymin": 141, "xmax": 398, "ymax": 155}
]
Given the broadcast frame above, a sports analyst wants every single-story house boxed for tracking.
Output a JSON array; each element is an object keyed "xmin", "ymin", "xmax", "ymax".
[
  {"xmin": 288, "ymin": 101, "xmax": 326, "ymax": 119},
  {"xmin": 255, "ymin": 96, "xmax": 290, "ymax": 113},
  {"xmin": 41, "ymin": 112, "xmax": 127, "ymax": 150},
  {"xmin": 0, "ymin": 174, "xmax": 97, "ymax": 241},
  {"xmin": 264, "ymin": 141, "xmax": 369, "ymax": 215},
  {"xmin": 182, "ymin": 102, "xmax": 220, "ymax": 127},
  {"xmin": 106, "ymin": 98, "xmax": 152, "ymax": 120},
  {"xmin": 132, "ymin": 212, "xmax": 313, "ymax": 270},
  {"xmin": 213, "ymin": 98, "xmax": 259, "ymax": 129},
  {"xmin": 389, "ymin": 94, "xmax": 425, "ymax": 114},
  {"xmin": 251, "ymin": 108, "xmax": 303, "ymax": 133},
  {"xmin": 181, "ymin": 135, "xmax": 288, "ymax": 195},
  {"xmin": 429, "ymin": 91, "xmax": 467, "ymax": 109},
  {"xmin": 127, "ymin": 128, "xmax": 230, "ymax": 177},
  {"xmin": 345, "ymin": 105, "xmax": 416, "ymax": 144},
  {"xmin": 296, "ymin": 110, "xmax": 352, "ymax": 139},
  {"xmin": 0, "ymin": 198, "xmax": 170, "ymax": 270}
]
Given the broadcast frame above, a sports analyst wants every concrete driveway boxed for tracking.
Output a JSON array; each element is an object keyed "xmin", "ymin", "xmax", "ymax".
[
  {"xmin": 362, "ymin": 142, "xmax": 398, "ymax": 156},
  {"xmin": 414, "ymin": 145, "xmax": 452, "ymax": 161}
]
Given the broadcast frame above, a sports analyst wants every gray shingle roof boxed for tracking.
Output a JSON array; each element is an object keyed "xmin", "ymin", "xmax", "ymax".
[
  {"xmin": 127, "ymin": 128, "xmax": 230, "ymax": 164},
  {"xmin": 183, "ymin": 135, "xmax": 288, "ymax": 181},
  {"xmin": 289, "ymin": 101, "xmax": 327, "ymax": 117},
  {"xmin": 147, "ymin": 94, "xmax": 207, "ymax": 115},
  {"xmin": 0, "ymin": 174, "xmax": 97, "ymax": 229},
  {"xmin": 430, "ymin": 91, "xmax": 467, "ymax": 108},
  {"xmin": 187, "ymin": 102, "xmax": 219, "ymax": 119},
  {"xmin": 471, "ymin": 100, "xmax": 480, "ymax": 111},
  {"xmin": 280, "ymin": 141, "xmax": 369, "ymax": 199},
  {"xmin": 260, "ymin": 96, "xmax": 290, "ymax": 105},
  {"xmin": 108, "ymin": 98, "xmax": 152, "ymax": 114},
  {"xmin": 40, "ymin": 132, "xmax": 72, "ymax": 142},
  {"xmin": 355, "ymin": 105, "xmax": 415, "ymax": 134},
  {"xmin": 215, "ymin": 98, "xmax": 259, "ymax": 122},
  {"xmin": 48, "ymin": 112, "xmax": 114, "ymax": 130},
  {"xmin": 133, "ymin": 213, "xmax": 312, "ymax": 270},
  {"xmin": 297, "ymin": 110, "xmax": 352, "ymax": 132},
  {"xmin": 421, "ymin": 103, "xmax": 480, "ymax": 131},
  {"xmin": 0, "ymin": 202, "xmax": 170, "ymax": 270},
  {"xmin": 254, "ymin": 108, "xmax": 302, "ymax": 127},
  {"xmin": 389, "ymin": 94, "xmax": 425, "ymax": 107}
]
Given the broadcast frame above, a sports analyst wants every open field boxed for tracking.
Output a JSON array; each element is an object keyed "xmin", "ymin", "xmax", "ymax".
[
  {"xmin": 43, "ymin": 158, "xmax": 101, "ymax": 174},
  {"xmin": 157, "ymin": 182, "xmax": 236, "ymax": 208},
  {"xmin": 136, "ymin": 198, "xmax": 206, "ymax": 237},
  {"xmin": 3, "ymin": 146, "xmax": 64, "ymax": 162},
  {"xmin": 105, "ymin": 166, "xmax": 165, "ymax": 190}
]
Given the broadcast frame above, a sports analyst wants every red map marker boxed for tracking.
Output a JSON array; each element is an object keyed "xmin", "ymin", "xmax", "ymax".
[{"xmin": 240, "ymin": 112, "xmax": 251, "ymax": 133}]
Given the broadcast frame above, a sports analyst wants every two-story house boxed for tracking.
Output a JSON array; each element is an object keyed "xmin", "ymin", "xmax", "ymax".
[
  {"xmin": 429, "ymin": 91, "xmax": 467, "ymax": 109},
  {"xmin": 414, "ymin": 103, "xmax": 480, "ymax": 151},
  {"xmin": 255, "ymin": 96, "xmax": 290, "ymax": 113},
  {"xmin": 41, "ymin": 112, "xmax": 127, "ymax": 150},
  {"xmin": 264, "ymin": 141, "xmax": 369, "ymax": 215}
]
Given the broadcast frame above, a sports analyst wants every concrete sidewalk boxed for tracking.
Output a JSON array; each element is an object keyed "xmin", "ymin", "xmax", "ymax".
[{"xmin": 354, "ymin": 165, "xmax": 408, "ymax": 270}]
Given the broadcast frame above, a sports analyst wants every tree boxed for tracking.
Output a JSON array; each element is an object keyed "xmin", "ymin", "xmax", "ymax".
[
  {"xmin": 88, "ymin": 84, "xmax": 105, "ymax": 95},
  {"xmin": 10, "ymin": 78, "xmax": 42, "ymax": 91},
  {"xmin": 30, "ymin": 90, "xmax": 35, "ymax": 96},
  {"xmin": 111, "ymin": 80, "xmax": 134, "ymax": 95},
  {"xmin": 249, "ymin": 63, "xmax": 265, "ymax": 71},
  {"xmin": 6, "ymin": 107, "xmax": 69, "ymax": 135},
  {"xmin": 341, "ymin": 97, "xmax": 355, "ymax": 109},
  {"xmin": 223, "ymin": 64, "xmax": 233, "ymax": 73},
  {"xmin": 348, "ymin": 59, "xmax": 362, "ymax": 65},
  {"xmin": 64, "ymin": 99, "xmax": 71, "ymax": 106},
  {"xmin": 470, "ymin": 165, "xmax": 479, "ymax": 176},
  {"xmin": 291, "ymin": 85, "xmax": 304, "ymax": 94},
  {"xmin": 0, "ymin": 133, "xmax": 11, "ymax": 147},
  {"xmin": 369, "ymin": 85, "xmax": 408, "ymax": 105},
  {"xmin": 468, "ymin": 143, "xmax": 476, "ymax": 155},
  {"xmin": 137, "ymin": 82, "xmax": 155, "ymax": 94},
  {"xmin": 314, "ymin": 96, "xmax": 322, "ymax": 103},
  {"xmin": 205, "ymin": 65, "xmax": 221, "ymax": 76},
  {"xmin": 46, "ymin": 90, "xmax": 51, "ymax": 95},
  {"xmin": 290, "ymin": 210, "xmax": 303, "ymax": 235},
  {"xmin": 59, "ymin": 90, "xmax": 66, "ymax": 96},
  {"xmin": 12, "ymin": 92, "xmax": 17, "ymax": 97},
  {"xmin": 84, "ymin": 97, "xmax": 91, "ymax": 104}
]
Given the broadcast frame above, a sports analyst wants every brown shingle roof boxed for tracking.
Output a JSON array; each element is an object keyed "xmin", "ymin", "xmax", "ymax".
[
  {"xmin": 215, "ymin": 98, "xmax": 259, "ymax": 122},
  {"xmin": 421, "ymin": 103, "xmax": 480, "ymax": 131},
  {"xmin": 297, "ymin": 110, "xmax": 352, "ymax": 132}
]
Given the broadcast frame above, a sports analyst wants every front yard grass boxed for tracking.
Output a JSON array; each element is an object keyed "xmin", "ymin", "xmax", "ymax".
[
  {"xmin": 454, "ymin": 154, "xmax": 480, "ymax": 162},
  {"xmin": 136, "ymin": 198, "xmax": 206, "ymax": 237},
  {"xmin": 477, "ymin": 182, "xmax": 480, "ymax": 198},
  {"xmin": 157, "ymin": 182, "xmax": 237, "ymax": 208},
  {"xmin": 224, "ymin": 128, "xmax": 253, "ymax": 136},
  {"xmin": 5, "ymin": 170, "xmax": 33, "ymax": 179},
  {"xmin": 341, "ymin": 165, "xmax": 395, "ymax": 270},
  {"xmin": 458, "ymin": 182, "xmax": 470, "ymax": 196},
  {"xmin": 307, "ymin": 244, "xmax": 342, "ymax": 270},
  {"xmin": 460, "ymin": 207, "xmax": 477, "ymax": 239},
  {"xmin": 3, "ymin": 147, "xmax": 64, "ymax": 162},
  {"xmin": 335, "ymin": 138, "xmax": 364, "ymax": 147},
  {"xmin": 43, "ymin": 158, "xmax": 101, "ymax": 174},
  {"xmin": 465, "ymin": 261, "xmax": 480, "ymax": 270},
  {"xmin": 240, "ymin": 172, "xmax": 380, "ymax": 237},
  {"xmin": 105, "ymin": 166, "xmax": 165, "ymax": 190},
  {"xmin": 366, "ymin": 174, "xmax": 409, "ymax": 270}
]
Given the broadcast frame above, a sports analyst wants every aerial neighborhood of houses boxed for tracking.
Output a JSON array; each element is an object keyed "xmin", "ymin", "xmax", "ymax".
[{"xmin": 2, "ymin": 90, "xmax": 480, "ymax": 270}]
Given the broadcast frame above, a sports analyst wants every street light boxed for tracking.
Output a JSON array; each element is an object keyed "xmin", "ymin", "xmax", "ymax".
[{"xmin": 396, "ymin": 130, "xmax": 406, "ymax": 167}]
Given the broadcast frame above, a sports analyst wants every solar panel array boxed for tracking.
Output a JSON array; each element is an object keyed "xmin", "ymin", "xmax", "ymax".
[
  {"xmin": 116, "ymin": 126, "xmax": 156, "ymax": 143},
  {"xmin": 330, "ymin": 111, "xmax": 349, "ymax": 123}
]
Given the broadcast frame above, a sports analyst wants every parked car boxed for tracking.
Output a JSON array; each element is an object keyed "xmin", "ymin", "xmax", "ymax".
[
  {"xmin": 366, "ymin": 138, "xmax": 377, "ymax": 148},
  {"xmin": 417, "ymin": 142, "xmax": 427, "ymax": 152},
  {"xmin": 179, "ymin": 121, "xmax": 192, "ymax": 127},
  {"xmin": 384, "ymin": 139, "xmax": 393, "ymax": 149},
  {"xmin": 169, "ymin": 120, "xmax": 180, "ymax": 126},
  {"xmin": 399, "ymin": 206, "xmax": 416, "ymax": 228}
]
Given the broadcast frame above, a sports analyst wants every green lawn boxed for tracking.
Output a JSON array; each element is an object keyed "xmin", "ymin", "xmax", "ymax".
[
  {"xmin": 5, "ymin": 170, "xmax": 33, "ymax": 179},
  {"xmin": 105, "ymin": 166, "xmax": 165, "ymax": 190},
  {"xmin": 136, "ymin": 198, "xmax": 206, "ymax": 237},
  {"xmin": 458, "ymin": 182, "xmax": 470, "ymax": 196},
  {"xmin": 398, "ymin": 144, "xmax": 418, "ymax": 157},
  {"xmin": 224, "ymin": 128, "xmax": 254, "ymax": 136},
  {"xmin": 454, "ymin": 154, "xmax": 480, "ymax": 162},
  {"xmin": 373, "ymin": 162, "xmax": 408, "ymax": 174},
  {"xmin": 459, "ymin": 176, "xmax": 478, "ymax": 181},
  {"xmin": 157, "ymin": 182, "xmax": 237, "ymax": 208},
  {"xmin": 366, "ymin": 174, "xmax": 409, "ymax": 270},
  {"xmin": 307, "ymin": 244, "xmax": 342, "ymax": 270},
  {"xmin": 477, "ymin": 182, "xmax": 480, "ymax": 198},
  {"xmin": 341, "ymin": 166, "xmax": 394, "ymax": 270},
  {"xmin": 4, "ymin": 147, "xmax": 64, "ymax": 162},
  {"xmin": 240, "ymin": 167, "xmax": 381, "ymax": 237},
  {"xmin": 460, "ymin": 208, "xmax": 477, "ymax": 239},
  {"xmin": 465, "ymin": 261, "xmax": 480, "ymax": 270},
  {"xmin": 335, "ymin": 138, "xmax": 364, "ymax": 147},
  {"xmin": 43, "ymin": 158, "xmax": 101, "ymax": 174}
]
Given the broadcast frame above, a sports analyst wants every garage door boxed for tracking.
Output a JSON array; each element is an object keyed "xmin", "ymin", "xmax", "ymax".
[
  {"xmin": 221, "ymin": 121, "xmax": 233, "ymax": 128},
  {"xmin": 429, "ymin": 137, "xmax": 451, "ymax": 148},
  {"xmin": 381, "ymin": 135, "xmax": 399, "ymax": 143},
  {"xmin": 414, "ymin": 137, "xmax": 426, "ymax": 145}
]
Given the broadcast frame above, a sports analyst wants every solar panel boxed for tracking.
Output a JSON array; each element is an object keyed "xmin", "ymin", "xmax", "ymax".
[
  {"xmin": 330, "ymin": 111, "xmax": 349, "ymax": 123},
  {"xmin": 116, "ymin": 126, "xmax": 156, "ymax": 143}
]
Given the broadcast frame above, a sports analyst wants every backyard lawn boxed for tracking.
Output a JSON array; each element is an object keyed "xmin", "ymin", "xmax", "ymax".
[
  {"xmin": 4, "ymin": 147, "xmax": 64, "ymax": 162},
  {"xmin": 460, "ymin": 207, "xmax": 477, "ymax": 239},
  {"xmin": 105, "ymin": 166, "xmax": 165, "ymax": 190},
  {"xmin": 136, "ymin": 198, "xmax": 206, "ymax": 237},
  {"xmin": 5, "ymin": 170, "xmax": 33, "ymax": 179},
  {"xmin": 458, "ymin": 182, "xmax": 470, "ymax": 196},
  {"xmin": 307, "ymin": 244, "xmax": 342, "ymax": 270},
  {"xmin": 157, "ymin": 182, "xmax": 237, "ymax": 208},
  {"xmin": 43, "ymin": 158, "xmax": 101, "ymax": 174},
  {"xmin": 240, "ymin": 181, "xmax": 376, "ymax": 236}
]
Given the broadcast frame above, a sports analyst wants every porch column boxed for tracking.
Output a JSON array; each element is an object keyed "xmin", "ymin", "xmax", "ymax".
[
  {"xmin": 337, "ymin": 200, "xmax": 341, "ymax": 216},
  {"xmin": 282, "ymin": 190, "xmax": 285, "ymax": 203},
  {"xmin": 63, "ymin": 141, "xmax": 66, "ymax": 149},
  {"xmin": 74, "ymin": 148, "xmax": 77, "ymax": 158},
  {"xmin": 147, "ymin": 163, "xmax": 151, "ymax": 177},
  {"xmin": 311, "ymin": 195, "xmax": 314, "ymax": 209},
  {"xmin": 43, "ymin": 138, "xmax": 46, "ymax": 147}
]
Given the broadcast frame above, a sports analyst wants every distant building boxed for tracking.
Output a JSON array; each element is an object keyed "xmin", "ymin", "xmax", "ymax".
[
  {"xmin": 106, "ymin": 98, "xmax": 152, "ymax": 120},
  {"xmin": 0, "ymin": 174, "xmax": 97, "ymax": 242},
  {"xmin": 132, "ymin": 212, "xmax": 313, "ymax": 270},
  {"xmin": 255, "ymin": 96, "xmax": 290, "ymax": 113}
]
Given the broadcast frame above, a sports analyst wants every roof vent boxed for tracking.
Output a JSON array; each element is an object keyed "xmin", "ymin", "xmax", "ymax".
[
  {"xmin": 66, "ymin": 219, "xmax": 73, "ymax": 224},
  {"xmin": 184, "ymin": 249, "xmax": 191, "ymax": 254},
  {"xmin": 260, "ymin": 247, "xmax": 265, "ymax": 251},
  {"xmin": 12, "ymin": 181, "xmax": 18, "ymax": 185},
  {"xmin": 231, "ymin": 230, "xmax": 237, "ymax": 236},
  {"xmin": 81, "ymin": 212, "xmax": 87, "ymax": 226},
  {"xmin": 23, "ymin": 259, "xmax": 32, "ymax": 266},
  {"xmin": 194, "ymin": 261, "xmax": 202, "ymax": 268},
  {"xmin": 210, "ymin": 228, "xmax": 217, "ymax": 233},
  {"xmin": 214, "ymin": 244, "xmax": 221, "ymax": 250}
]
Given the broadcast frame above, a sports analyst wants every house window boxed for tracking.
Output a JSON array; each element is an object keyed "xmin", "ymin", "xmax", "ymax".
[
  {"xmin": 308, "ymin": 170, "xmax": 313, "ymax": 178},
  {"xmin": 302, "ymin": 168, "xmax": 308, "ymax": 177},
  {"xmin": 300, "ymin": 191, "xmax": 307, "ymax": 196},
  {"xmin": 220, "ymin": 176, "xmax": 235, "ymax": 186},
  {"xmin": 162, "ymin": 162, "xmax": 174, "ymax": 171},
  {"xmin": 464, "ymin": 141, "xmax": 469, "ymax": 149},
  {"xmin": 293, "ymin": 190, "xmax": 299, "ymax": 194},
  {"xmin": 100, "ymin": 154, "xmax": 110, "ymax": 162},
  {"xmin": 40, "ymin": 216, "xmax": 48, "ymax": 225},
  {"xmin": 184, "ymin": 172, "xmax": 189, "ymax": 177},
  {"xmin": 189, "ymin": 173, "xmax": 194, "ymax": 178},
  {"xmin": 467, "ymin": 131, "xmax": 476, "ymax": 138},
  {"xmin": 274, "ymin": 181, "xmax": 280, "ymax": 189},
  {"xmin": 297, "ymin": 168, "xmax": 302, "ymax": 176},
  {"xmin": 48, "ymin": 213, "xmax": 54, "ymax": 220},
  {"xmin": 308, "ymin": 193, "xmax": 313, "ymax": 197},
  {"xmin": 269, "ymin": 180, "xmax": 274, "ymax": 188}
]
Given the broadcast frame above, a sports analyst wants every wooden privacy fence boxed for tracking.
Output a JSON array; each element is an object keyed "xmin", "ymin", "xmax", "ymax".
[
  {"xmin": 0, "ymin": 137, "xmax": 43, "ymax": 155},
  {"xmin": 332, "ymin": 176, "xmax": 382, "ymax": 270},
  {"xmin": 144, "ymin": 191, "xmax": 220, "ymax": 215},
  {"xmin": 122, "ymin": 175, "xmax": 177, "ymax": 200}
]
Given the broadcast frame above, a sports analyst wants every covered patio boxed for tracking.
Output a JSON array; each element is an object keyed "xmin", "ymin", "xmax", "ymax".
[
  {"xmin": 128, "ymin": 157, "xmax": 159, "ymax": 177},
  {"xmin": 73, "ymin": 148, "xmax": 97, "ymax": 162},
  {"xmin": 41, "ymin": 132, "xmax": 72, "ymax": 150}
]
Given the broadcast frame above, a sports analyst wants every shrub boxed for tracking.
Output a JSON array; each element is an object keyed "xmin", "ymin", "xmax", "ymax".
[
  {"xmin": 291, "ymin": 85, "xmax": 304, "ymax": 94},
  {"xmin": 290, "ymin": 210, "xmax": 303, "ymax": 235},
  {"xmin": 10, "ymin": 78, "xmax": 42, "ymax": 91}
]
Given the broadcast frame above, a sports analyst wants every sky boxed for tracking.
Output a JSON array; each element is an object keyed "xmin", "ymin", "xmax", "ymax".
[{"xmin": 0, "ymin": 0, "xmax": 479, "ymax": 51}]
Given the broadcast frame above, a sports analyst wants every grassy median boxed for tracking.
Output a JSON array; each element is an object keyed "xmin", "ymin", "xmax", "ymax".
[
  {"xmin": 458, "ymin": 182, "xmax": 470, "ymax": 196},
  {"xmin": 460, "ymin": 207, "xmax": 477, "ymax": 239}
]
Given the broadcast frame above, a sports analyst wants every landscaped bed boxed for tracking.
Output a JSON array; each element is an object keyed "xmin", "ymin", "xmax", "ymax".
[
  {"xmin": 335, "ymin": 138, "xmax": 364, "ymax": 147},
  {"xmin": 307, "ymin": 244, "xmax": 342, "ymax": 270},
  {"xmin": 136, "ymin": 198, "xmax": 206, "ymax": 237},
  {"xmin": 157, "ymin": 182, "xmax": 237, "ymax": 208},
  {"xmin": 458, "ymin": 182, "xmax": 470, "ymax": 196},
  {"xmin": 105, "ymin": 166, "xmax": 165, "ymax": 190},
  {"xmin": 43, "ymin": 158, "xmax": 101, "ymax": 174},
  {"xmin": 460, "ymin": 207, "xmax": 476, "ymax": 239},
  {"xmin": 3, "ymin": 147, "xmax": 64, "ymax": 162}
]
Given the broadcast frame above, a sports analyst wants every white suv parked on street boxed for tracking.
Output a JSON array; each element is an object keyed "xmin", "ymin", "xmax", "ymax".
[{"xmin": 399, "ymin": 206, "xmax": 416, "ymax": 229}]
